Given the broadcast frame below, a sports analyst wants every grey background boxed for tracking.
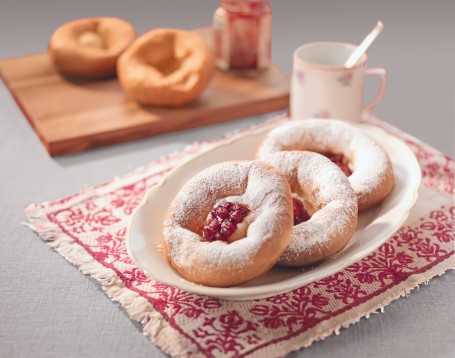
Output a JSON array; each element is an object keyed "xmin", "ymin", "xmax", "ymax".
[{"xmin": 0, "ymin": 0, "xmax": 454, "ymax": 357}]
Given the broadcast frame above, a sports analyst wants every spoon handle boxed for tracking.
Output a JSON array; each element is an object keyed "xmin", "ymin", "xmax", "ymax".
[{"xmin": 345, "ymin": 21, "xmax": 384, "ymax": 68}]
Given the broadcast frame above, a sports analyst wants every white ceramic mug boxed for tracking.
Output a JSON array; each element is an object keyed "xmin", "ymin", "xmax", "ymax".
[{"xmin": 290, "ymin": 42, "xmax": 386, "ymax": 122}]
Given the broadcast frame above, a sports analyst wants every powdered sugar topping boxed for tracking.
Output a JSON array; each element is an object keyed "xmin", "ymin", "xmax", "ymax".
[
  {"xmin": 261, "ymin": 151, "xmax": 358, "ymax": 266},
  {"xmin": 258, "ymin": 119, "xmax": 394, "ymax": 211},
  {"xmin": 162, "ymin": 160, "xmax": 293, "ymax": 285}
]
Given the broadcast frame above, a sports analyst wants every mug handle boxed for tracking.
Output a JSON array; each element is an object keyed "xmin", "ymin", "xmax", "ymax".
[{"xmin": 364, "ymin": 68, "xmax": 387, "ymax": 113}]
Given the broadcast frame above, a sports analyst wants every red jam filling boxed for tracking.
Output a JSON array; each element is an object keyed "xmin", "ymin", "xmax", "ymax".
[
  {"xmin": 202, "ymin": 202, "xmax": 250, "ymax": 242},
  {"xmin": 213, "ymin": 0, "xmax": 272, "ymax": 70},
  {"xmin": 293, "ymin": 198, "xmax": 311, "ymax": 225},
  {"xmin": 325, "ymin": 152, "xmax": 352, "ymax": 176}
]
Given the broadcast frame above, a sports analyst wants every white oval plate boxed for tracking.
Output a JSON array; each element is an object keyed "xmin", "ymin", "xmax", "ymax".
[{"xmin": 126, "ymin": 121, "xmax": 421, "ymax": 301}]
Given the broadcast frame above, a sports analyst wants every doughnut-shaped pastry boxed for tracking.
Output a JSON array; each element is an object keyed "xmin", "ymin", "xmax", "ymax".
[
  {"xmin": 48, "ymin": 17, "xmax": 137, "ymax": 78},
  {"xmin": 162, "ymin": 160, "xmax": 293, "ymax": 287},
  {"xmin": 262, "ymin": 151, "xmax": 358, "ymax": 266},
  {"xmin": 258, "ymin": 119, "xmax": 394, "ymax": 212},
  {"xmin": 117, "ymin": 28, "xmax": 215, "ymax": 107}
]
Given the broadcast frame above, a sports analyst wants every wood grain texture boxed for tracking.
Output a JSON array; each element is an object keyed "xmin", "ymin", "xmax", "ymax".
[{"xmin": 0, "ymin": 28, "xmax": 289, "ymax": 156}]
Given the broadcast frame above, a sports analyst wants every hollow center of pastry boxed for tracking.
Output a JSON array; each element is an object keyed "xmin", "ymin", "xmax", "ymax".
[
  {"xmin": 144, "ymin": 33, "xmax": 190, "ymax": 76},
  {"xmin": 292, "ymin": 197, "xmax": 311, "ymax": 225},
  {"xmin": 202, "ymin": 202, "xmax": 250, "ymax": 243},
  {"xmin": 77, "ymin": 31, "xmax": 105, "ymax": 48},
  {"xmin": 324, "ymin": 152, "xmax": 352, "ymax": 176}
]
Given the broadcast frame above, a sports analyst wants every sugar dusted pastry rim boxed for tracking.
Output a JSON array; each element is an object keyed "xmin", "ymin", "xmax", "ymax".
[
  {"xmin": 257, "ymin": 119, "xmax": 395, "ymax": 211},
  {"xmin": 261, "ymin": 151, "xmax": 358, "ymax": 266},
  {"xmin": 162, "ymin": 160, "xmax": 293, "ymax": 287}
]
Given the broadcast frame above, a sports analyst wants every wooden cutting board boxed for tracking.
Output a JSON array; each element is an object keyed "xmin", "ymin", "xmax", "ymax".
[{"xmin": 0, "ymin": 28, "xmax": 289, "ymax": 156}]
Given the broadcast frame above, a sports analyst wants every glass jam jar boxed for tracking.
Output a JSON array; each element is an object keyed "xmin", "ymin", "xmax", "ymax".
[{"xmin": 213, "ymin": 0, "xmax": 272, "ymax": 71}]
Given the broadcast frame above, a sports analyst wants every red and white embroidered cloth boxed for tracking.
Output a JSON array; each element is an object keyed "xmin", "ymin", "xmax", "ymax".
[{"xmin": 25, "ymin": 115, "xmax": 454, "ymax": 357}]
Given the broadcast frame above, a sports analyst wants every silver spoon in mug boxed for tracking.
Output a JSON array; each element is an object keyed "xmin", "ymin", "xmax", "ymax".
[{"xmin": 345, "ymin": 21, "xmax": 384, "ymax": 68}]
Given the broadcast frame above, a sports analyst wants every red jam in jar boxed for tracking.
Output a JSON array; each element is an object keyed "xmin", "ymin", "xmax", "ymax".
[{"xmin": 213, "ymin": 0, "xmax": 272, "ymax": 71}]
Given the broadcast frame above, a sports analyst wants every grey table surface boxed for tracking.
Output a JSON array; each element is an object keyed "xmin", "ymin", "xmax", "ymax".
[{"xmin": 0, "ymin": 1, "xmax": 454, "ymax": 357}]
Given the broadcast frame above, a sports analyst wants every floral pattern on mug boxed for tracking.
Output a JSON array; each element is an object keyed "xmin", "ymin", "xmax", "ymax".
[
  {"xmin": 294, "ymin": 69, "xmax": 305, "ymax": 84},
  {"xmin": 338, "ymin": 72, "xmax": 353, "ymax": 86},
  {"xmin": 314, "ymin": 110, "xmax": 330, "ymax": 119}
]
